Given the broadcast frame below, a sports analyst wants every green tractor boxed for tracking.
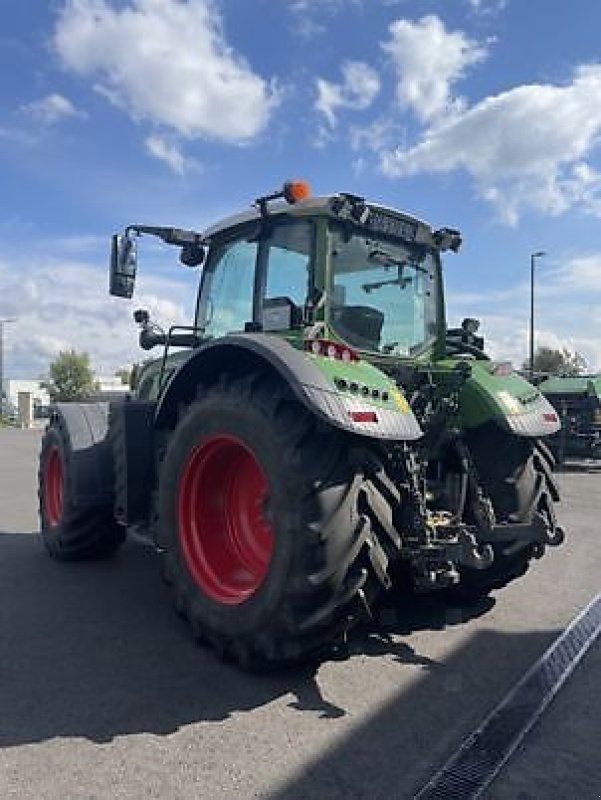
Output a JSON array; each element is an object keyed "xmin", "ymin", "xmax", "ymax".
[
  {"xmin": 38, "ymin": 181, "xmax": 565, "ymax": 666},
  {"xmin": 537, "ymin": 374, "xmax": 601, "ymax": 464}
]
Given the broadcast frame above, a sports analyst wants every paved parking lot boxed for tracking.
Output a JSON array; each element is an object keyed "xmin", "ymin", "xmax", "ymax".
[{"xmin": 1, "ymin": 428, "xmax": 600, "ymax": 799}]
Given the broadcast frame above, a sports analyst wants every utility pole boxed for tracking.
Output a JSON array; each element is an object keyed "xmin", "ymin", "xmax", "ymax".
[
  {"xmin": 529, "ymin": 252, "xmax": 545, "ymax": 380},
  {"xmin": 0, "ymin": 318, "xmax": 17, "ymax": 411}
]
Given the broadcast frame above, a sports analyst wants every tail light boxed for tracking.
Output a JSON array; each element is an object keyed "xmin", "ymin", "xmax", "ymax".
[{"xmin": 304, "ymin": 338, "xmax": 359, "ymax": 362}]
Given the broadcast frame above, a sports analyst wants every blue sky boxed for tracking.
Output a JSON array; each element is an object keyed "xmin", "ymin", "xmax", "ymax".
[{"xmin": 1, "ymin": 0, "xmax": 601, "ymax": 378}]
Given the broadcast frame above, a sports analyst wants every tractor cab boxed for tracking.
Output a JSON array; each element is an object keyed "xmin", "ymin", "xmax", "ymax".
[{"xmin": 110, "ymin": 180, "xmax": 462, "ymax": 370}]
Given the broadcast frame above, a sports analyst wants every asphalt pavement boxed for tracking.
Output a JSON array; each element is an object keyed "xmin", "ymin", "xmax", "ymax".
[{"xmin": 0, "ymin": 428, "xmax": 600, "ymax": 799}]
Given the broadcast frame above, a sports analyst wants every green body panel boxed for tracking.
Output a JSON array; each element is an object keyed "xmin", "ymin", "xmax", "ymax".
[
  {"xmin": 305, "ymin": 350, "xmax": 411, "ymax": 412},
  {"xmin": 435, "ymin": 359, "xmax": 548, "ymax": 429},
  {"xmin": 539, "ymin": 374, "xmax": 601, "ymax": 400},
  {"xmin": 135, "ymin": 350, "xmax": 193, "ymax": 402},
  {"xmin": 135, "ymin": 338, "xmax": 412, "ymax": 416},
  {"xmin": 133, "ymin": 340, "xmax": 545, "ymax": 436}
]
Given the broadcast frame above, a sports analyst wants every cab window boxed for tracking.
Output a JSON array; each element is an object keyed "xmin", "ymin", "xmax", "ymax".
[
  {"xmin": 202, "ymin": 238, "xmax": 258, "ymax": 339},
  {"xmin": 262, "ymin": 220, "xmax": 313, "ymax": 315}
]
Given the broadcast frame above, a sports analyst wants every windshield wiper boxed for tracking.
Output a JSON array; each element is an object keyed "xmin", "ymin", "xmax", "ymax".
[
  {"xmin": 369, "ymin": 247, "xmax": 428, "ymax": 272},
  {"xmin": 368, "ymin": 248, "xmax": 406, "ymax": 267},
  {"xmin": 362, "ymin": 276, "xmax": 412, "ymax": 293}
]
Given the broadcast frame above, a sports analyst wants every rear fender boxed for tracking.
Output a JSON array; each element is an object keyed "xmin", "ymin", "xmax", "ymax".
[
  {"xmin": 458, "ymin": 361, "xmax": 561, "ymax": 437},
  {"xmin": 155, "ymin": 334, "xmax": 422, "ymax": 441},
  {"xmin": 50, "ymin": 403, "xmax": 114, "ymax": 507}
]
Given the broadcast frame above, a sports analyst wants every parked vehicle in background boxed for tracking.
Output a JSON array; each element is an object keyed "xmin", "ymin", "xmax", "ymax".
[{"xmin": 538, "ymin": 374, "xmax": 601, "ymax": 463}]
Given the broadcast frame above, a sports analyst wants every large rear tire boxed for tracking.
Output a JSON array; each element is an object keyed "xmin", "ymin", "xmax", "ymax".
[
  {"xmin": 454, "ymin": 426, "xmax": 560, "ymax": 599},
  {"xmin": 38, "ymin": 420, "xmax": 125, "ymax": 560},
  {"xmin": 159, "ymin": 375, "xmax": 399, "ymax": 667}
]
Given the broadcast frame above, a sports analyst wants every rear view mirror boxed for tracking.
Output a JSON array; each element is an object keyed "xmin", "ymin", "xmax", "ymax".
[{"xmin": 109, "ymin": 233, "xmax": 138, "ymax": 298}]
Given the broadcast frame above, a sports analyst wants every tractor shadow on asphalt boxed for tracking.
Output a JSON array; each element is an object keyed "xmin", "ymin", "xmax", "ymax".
[
  {"xmin": 268, "ymin": 624, "xmax": 569, "ymax": 800},
  {"xmin": 328, "ymin": 569, "xmax": 496, "ymax": 666},
  {"xmin": 0, "ymin": 532, "xmax": 494, "ymax": 747}
]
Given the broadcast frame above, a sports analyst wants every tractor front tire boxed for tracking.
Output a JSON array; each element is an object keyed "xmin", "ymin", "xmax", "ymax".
[
  {"xmin": 159, "ymin": 375, "xmax": 397, "ymax": 667},
  {"xmin": 39, "ymin": 420, "xmax": 125, "ymax": 560}
]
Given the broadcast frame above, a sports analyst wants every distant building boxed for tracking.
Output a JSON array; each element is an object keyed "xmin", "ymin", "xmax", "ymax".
[
  {"xmin": 97, "ymin": 375, "xmax": 128, "ymax": 393},
  {"xmin": 2, "ymin": 376, "xmax": 127, "ymax": 408},
  {"xmin": 92, "ymin": 375, "xmax": 129, "ymax": 401},
  {"xmin": 2, "ymin": 379, "xmax": 50, "ymax": 409}
]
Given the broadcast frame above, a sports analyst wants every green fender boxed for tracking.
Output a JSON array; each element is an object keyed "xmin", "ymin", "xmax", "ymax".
[
  {"xmin": 146, "ymin": 334, "xmax": 423, "ymax": 442},
  {"xmin": 447, "ymin": 360, "xmax": 561, "ymax": 437}
]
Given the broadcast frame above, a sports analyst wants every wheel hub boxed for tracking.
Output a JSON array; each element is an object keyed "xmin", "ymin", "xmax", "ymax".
[
  {"xmin": 43, "ymin": 445, "xmax": 64, "ymax": 527},
  {"xmin": 177, "ymin": 434, "xmax": 275, "ymax": 605}
]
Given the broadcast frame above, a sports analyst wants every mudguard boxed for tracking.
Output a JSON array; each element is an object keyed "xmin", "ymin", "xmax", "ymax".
[
  {"xmin": 50, "ymin": 402, "xmax": 114, "ymax": 507},
  {"xmin": 457, "ymin": 361, "xmax": 561, "ymax": 437},
  {"xmin": 155, "ymin": 334, "xmax": 423, "ymax": 441}
]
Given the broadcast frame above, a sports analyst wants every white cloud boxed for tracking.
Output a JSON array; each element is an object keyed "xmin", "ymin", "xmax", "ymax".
[
  {"xmin": 315, "ymin": 61, "xmax": 380, "ymax": 127},
  {"xmin": 0, "ymin": 252, "xmax": 197, "ymax": 379},
  {"xmin": 382, "ymin": 15, "xmax": 488, "ymax": 122},
  {"xmin": 468, "ymin": 316, "xmax": 601, "ymax": 374},
  {"xmin": 20, "ymin": 93, "xmax": 85, "ymax": 125},
  {"xmin": 446, "ymin": 252, "xmax": 601, "ymax": 370},
  {"xmin": 54, "ymin": 0, "xmax": 278, "ymax": 144},
  {"xmin": 467, "ymin": 0, "xmax": 507, "ymax": 15},
  {"xmin": 350, "ymin": 116, "xmax": 406, "ymax": 155},
  {"xmin": 381, "ymin": 65, "xmax": 601, "ymax": 224},
  {"xmin": 0, "ymin": 126, "xmax": 40, "ymax": 146},
  {"xmin": 551, "ymin": 255, "xmax": 601, "ymax": 294},
  {"xmin": 289, "ymin": 0, "xmax": 361, "ymax": 37},
  {"xmin": 289, "ymin": 0, "xmax": 345, "ymax": 9},
  {"xmin": 145, "ymin": 135, "xmax": 200, "ymax": 175}
]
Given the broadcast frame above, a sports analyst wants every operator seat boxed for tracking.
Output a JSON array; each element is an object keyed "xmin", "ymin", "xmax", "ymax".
[{"xmin": 331, "ymin": 305, "xmax": 385, "ymax": 351}]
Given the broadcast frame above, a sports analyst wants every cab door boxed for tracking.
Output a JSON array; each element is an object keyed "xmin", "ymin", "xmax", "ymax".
[{"xmin": 197, "ymin": 227, "xmax": 259, "ymax": 338}]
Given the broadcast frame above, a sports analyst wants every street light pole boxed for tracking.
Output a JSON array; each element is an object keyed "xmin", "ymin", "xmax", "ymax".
[
  {"xmin": 529, "ymin": 252, "xmax": 546, "ymax": 381},
  {"xmin": 0, "ymin": 318, "xmax": 17, "ymax": 410}
]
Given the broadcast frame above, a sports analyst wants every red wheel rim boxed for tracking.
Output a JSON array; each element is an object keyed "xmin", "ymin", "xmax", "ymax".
[
  {"xmin": 43, "ymin": 445, "xmax": 64, "ymax": 527},
  {"xmin": 177, "ymin": 434, "xmax": 275, "ymax": 605}
]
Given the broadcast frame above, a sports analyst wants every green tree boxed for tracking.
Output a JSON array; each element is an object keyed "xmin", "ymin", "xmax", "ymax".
[
  {"xmin": 523, "ymin": 346, "xmax": 587, "ymax": 376},
  {"xmin": 42, "ymin": 350, "xmax": 98, "ymax": 402}
]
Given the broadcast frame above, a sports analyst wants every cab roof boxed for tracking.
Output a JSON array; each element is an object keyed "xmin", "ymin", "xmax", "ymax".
[{"xmin": 202, "ymin": 194, "xmax": 433, "ymax": 242}]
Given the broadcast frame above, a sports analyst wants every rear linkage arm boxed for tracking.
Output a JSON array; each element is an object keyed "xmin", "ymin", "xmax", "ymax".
[
  {"xmin": 382, "ymin": 443, "xmax": 494, "ymax": 592},
  {"xmin": 377, "ymin": 365, "xmax": 563, "ymax": 591}
]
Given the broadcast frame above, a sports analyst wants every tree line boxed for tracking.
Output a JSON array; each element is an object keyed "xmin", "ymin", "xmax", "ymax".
[
  {"xmin": 522, "ymin": 346, "xmax": 587, "ymax": 377},
  {"xmin": 41, "ymin": 350, "xmax": 136, "ymax": 403}
]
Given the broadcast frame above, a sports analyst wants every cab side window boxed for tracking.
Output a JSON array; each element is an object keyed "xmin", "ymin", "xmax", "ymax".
[
  {"xmin": 263, "ymin": 221, "xmax": 313, "ymax": 312},
  {"xmin": 203, "ymin": 238, "xmax": 258, "ymax": 339}
]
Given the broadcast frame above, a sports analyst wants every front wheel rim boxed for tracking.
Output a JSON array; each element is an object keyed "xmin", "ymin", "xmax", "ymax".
[
  {"xmin": 43, "ymin": 445, "xmax": 64, "ymax": 527},
  {"xmin": 177, "ymin": 434, "xmax": 275, "ymax": 605}
]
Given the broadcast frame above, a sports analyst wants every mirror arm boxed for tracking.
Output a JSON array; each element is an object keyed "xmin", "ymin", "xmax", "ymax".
[
  {"xmin": 125, "ymin": 225, "xmax": 205, "ymax": 248},
  {"xmin": 139, "ymin": 328, "xmax": 202, "ymax": 351}
]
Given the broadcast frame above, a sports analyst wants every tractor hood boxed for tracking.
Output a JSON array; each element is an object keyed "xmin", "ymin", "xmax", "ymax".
[{"xmin": 451, "ymin": 360, "xmax": 561, "ymax": 437}]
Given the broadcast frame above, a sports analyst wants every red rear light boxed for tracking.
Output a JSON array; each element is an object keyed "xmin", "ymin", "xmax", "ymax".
[
  {"xmin": 349, "ymin": 411, "xmax": 378, "ymax": 423},
  {"xmin": 304, "ymin": 338, "xmax": 359, "ymax": 362},
  {"xmin": 543, "ymin": 412, "xmax": 558, "ymax": 423}
]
